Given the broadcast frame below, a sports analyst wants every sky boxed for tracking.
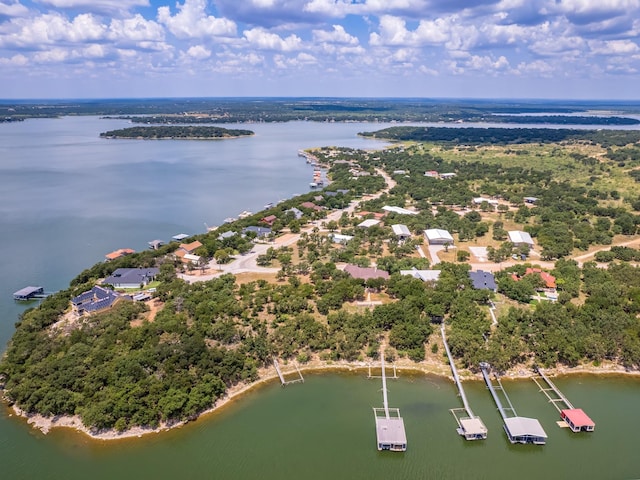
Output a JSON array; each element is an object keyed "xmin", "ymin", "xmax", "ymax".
[{"xmin": 0, "ymin": 0, "xmax": 639, "ymax": 99}]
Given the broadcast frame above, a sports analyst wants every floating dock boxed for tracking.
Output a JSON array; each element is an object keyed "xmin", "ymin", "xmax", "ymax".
[
  {"xmin": 13, "ymin": 286, "xmax": 51, "ymax": 301},
  {"xmin": 441, "ymin": 324, "xmax": 487, "ymax": 440},
  {"xmin": 480, "ymin": 362, "xmax": 547, "ymax": 445},
  {"xmin": 373, "ymin": 352, "xmax": 407, "ymax": 452},
  {"xmin": 273, "ymin": 359, "xmax": 304, "ymax": 386},
  {"xmin": 533, "ymin": 367, "xmax": 595, "ymax": 432}
]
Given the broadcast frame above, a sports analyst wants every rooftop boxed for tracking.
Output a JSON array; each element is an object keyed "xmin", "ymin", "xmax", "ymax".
[
  {"xmin": 400, "ymin": 269, "xmax": 441, "ymax": 282},
  {"xmin": 562, "ymin": 408, "xmax": 595, "ymax": 428},
  {"xmin": 508, "ymin": 230, "xmax": 534, "ymax": 245},
  {"xmin": 344, "ymin": 264, "xmax": 390, "ymax": 281},
  {"xmin": 504, "ymin": 416, "xmax": 547, "ymax": 440},
  {"xmin": 382, "ymin": 205, "xmax": 418, "ymax": 215},
  {"xmin": 358, "ymin": 219, "xmax": 381, "ymax": 228},
  {"xmin": 469, "ymin": 270, "xmax": 496, "ymax": 291}
]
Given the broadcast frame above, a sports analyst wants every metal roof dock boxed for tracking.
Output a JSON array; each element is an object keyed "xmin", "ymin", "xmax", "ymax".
[
  {"xmin": 373, "ymin": 351, "xmax": 407, "ymax": 452},
  {"xmin": 441, "ymin": 324, "xmax": 487, "ymax": 440},
  {"xmin": 13, "ymin": 286, "xmax": 44, "ymax": 301},
  {"xmin": 533, "ymin": 367, "xmax": 595, "ymax": 432},
  {"xmin": 480, "ymin": 362, "xmax": 547, "ymax": 445}
]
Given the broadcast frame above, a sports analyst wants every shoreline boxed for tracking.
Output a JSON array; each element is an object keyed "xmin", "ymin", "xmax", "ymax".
[{"xmin": 7, "ymin": 358, "xmax": 639, "ymax": 441}]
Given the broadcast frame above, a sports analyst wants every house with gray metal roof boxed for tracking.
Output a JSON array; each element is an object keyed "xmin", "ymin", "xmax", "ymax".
[
  {"xmin": 469, "ymin": 270, "xmax": 497, "ymax": 291},
  {"xmin": 103, "ymin": 268, "xmax": 159, "ymax": 289}
]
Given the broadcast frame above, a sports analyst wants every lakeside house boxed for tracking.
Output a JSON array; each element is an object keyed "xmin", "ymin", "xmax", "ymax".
[
  {"xmin": 72, "ymin": 285, "xmax": 124, "ymax": 316},
  {"xmin": 102, "ymin": 268, "xmax": 159, "ymax": 289},
  {"xmin": 243, "ymin": 226, "xmax": 272, "ymax": 238},
  {"xmin": 104, "ymin": 248, "xmax": 135, "ymax": 261},
  {"xmin": 261, "ymin": 214, "xmax": 278, "ymax": 227},
  {"xmin": 218, "ymin": 230, "xmax": 238, "ymax": 241},
  {"xmin": 286, "ymin": 207, "xmax": 304, "ymax": 219},
  {"xmin": 300, "ymin": 201, "xmax": 323, "ymax": 212},
  {"xmin": 424, "ymin": 229, "xmax": 454, "ymax": 245}
]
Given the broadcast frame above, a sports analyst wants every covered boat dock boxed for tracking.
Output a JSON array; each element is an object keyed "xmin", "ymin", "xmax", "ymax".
[
  {"xmin": 373, "ymin": 351, "xmax": 407, "ymax": 452},
  {"xmin": 441, "ymin": 324, "xmax": 487, "ymax": 440},
  {"xmin": 480, "ymin": 362, "xmax": 547, "ymax": 445},
  {"xmin": 13, "ymin": 286, "xmax": 45, "ymax": 301},
  {"xmin": 533, "ymin": 367, "xmax": 595, "ymax": 432}
]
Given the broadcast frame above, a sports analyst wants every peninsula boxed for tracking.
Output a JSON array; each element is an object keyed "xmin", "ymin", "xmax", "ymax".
[
  {"xmin": 100, "ymin": 125, "xmax": 254, "ymax": 140},
  {"xmin": 2, "ymin": 126, "xmax": 640, "ymax": 441}
]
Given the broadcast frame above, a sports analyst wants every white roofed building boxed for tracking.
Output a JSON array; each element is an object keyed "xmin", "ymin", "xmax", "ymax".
[
  {"xmin": 382, "ymin": 205, "xmax": 418, "ymax": 215},
  {"xmin": 358, "ymin": 219, "xmax": 381, "ymax": 228},
  {"xmin": 391, "ymin": 224, "xmax": 411, "ymax": 240},
  {"xmin": 400, "ymin": 269, "xmax": 441, "ymax": 282},
  {"xmin": 424, "ymin": 229, "xmax": 454, "ymax": 245},
  {"xmin": 508, "ymin": 230, "xmax": 534, "ymax": 248}
]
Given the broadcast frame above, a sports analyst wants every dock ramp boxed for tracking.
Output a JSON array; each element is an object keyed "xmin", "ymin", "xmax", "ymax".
[{"xmin": 373, "ymin": 351, "xmax": 407, "ymax": 452}]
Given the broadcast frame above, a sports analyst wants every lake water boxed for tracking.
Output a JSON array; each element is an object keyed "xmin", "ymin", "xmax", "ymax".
[{"xmin": 1, "ymin": 117, "xmax": 639, "ymax": 480}]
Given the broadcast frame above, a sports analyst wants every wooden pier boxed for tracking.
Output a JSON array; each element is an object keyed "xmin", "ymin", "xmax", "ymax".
[
  {"xmin": 533, "ymin": 367, "xmax": 595, "ymax": 432},
  {"xmin": 441, "ymin": 324, "xmax": 487, "ymax": 440},
  {"xmin": 372, "ymin": 350, "xmax": 407, "ymax": 452},
  {"xmin": 480, "ymin": 362, "xmax": 547, "ymax": 445},
  {"xmin": 273, "ymin": 359, "xmax": 304, "ymax": 386}
]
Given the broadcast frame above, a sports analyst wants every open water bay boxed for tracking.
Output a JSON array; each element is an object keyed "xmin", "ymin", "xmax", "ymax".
[{"xmin": 1, "ymin": 116, "xmax": 639, "ymax": 479}]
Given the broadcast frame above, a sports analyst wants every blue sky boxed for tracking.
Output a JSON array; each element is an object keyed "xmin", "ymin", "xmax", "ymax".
[{"xmin": 0, "ymin": 0, "xmax": 639, "ymax": 99}]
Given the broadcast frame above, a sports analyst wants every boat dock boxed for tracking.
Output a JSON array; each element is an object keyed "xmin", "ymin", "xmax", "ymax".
[
  {"xmin": 372, "ymin": 351, "xmax": 407, "ymax": 452},
  {"xmin": 441, "ymin": 325, "xmax": 487, "ymax": 440},
  {"xmin": 533, "ymin": 367, "xmax": 595, "ymax": 432},
  {"xmin": 273, "ymin": 359, "xmax": 304, "ymax": 386},
  {"xmin": 13, "ymin": 286, "xmax": 52, "ymax": 301},
  {"xmin": 480, "ymin": 362, "xmax": 547, "ymax": 445}
]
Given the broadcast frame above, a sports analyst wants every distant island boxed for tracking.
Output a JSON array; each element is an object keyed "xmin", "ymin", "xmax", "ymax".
[{"xmin": 100, "ymin": 125, "xmax": 254, "ymax": 140}]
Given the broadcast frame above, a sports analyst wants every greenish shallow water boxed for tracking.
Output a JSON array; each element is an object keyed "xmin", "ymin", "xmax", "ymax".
[{"xmin": 2, "ymin": 372, "xmax": 639, "ymax": 480}]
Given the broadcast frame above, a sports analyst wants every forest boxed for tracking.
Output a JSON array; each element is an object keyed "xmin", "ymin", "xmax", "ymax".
[{"xmin": 2, "ymin": 126, "xmax": 640, "ymax": 433}]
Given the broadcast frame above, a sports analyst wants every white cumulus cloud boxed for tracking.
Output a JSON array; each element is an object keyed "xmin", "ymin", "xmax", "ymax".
[
  {"xmin": 312, "ymin": 25, "xmax": 358, "ymax": 45},
  {"xmin": 243, "ymin": 27, "xmax": 302, "ymax": 51},
  {"xmin": 186, "ymin": 44, "xmax": 211, "ymax": 59},
  {"xmin": 157, "ymin": 0, "xmax": 237, "ymax": 39}
]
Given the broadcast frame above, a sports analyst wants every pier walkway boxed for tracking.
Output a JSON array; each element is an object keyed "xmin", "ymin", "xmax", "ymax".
[
  {"xmin": 480, "ymin": 362, "xmax": 547, "ymax": 445},
  {"xmin": 533, "ymin": 368, "xmax": 595, "ymax": 432},
  {"xmin": 441, "ymin": 324, "xmax": 487, "ymax": 440},
  {"xmin": 373, "ymin": 350, "xmax": 406, "ymax": 452},
  {"xmin": 273, "ymin": 359, "xmax": 304, "ymax": 386}
]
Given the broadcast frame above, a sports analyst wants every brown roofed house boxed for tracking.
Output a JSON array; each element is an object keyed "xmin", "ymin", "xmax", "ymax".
[
  {"xmin": 261, "ymin": 215, "xmax": 278, "ymax": 226},
  {"xmin": 179, "ymin": 240, "xmax": 203, "ymax": 254},
  {"xmin": 344, "ymin": 264, "xmax": 390, "ymax": 281}
]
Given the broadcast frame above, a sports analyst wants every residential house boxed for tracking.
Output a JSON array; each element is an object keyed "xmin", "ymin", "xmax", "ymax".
[
  {"xmin": 344, "ymin": 264, "xmax": 390, "ymax": 281},
  {"xmin": 424, "ymin": 171, "xmax": 439, "ymax": 178},
  {"xmin": 300, "ymin": 201, "xmax": 323, "ymax": 212},
  {"xmin": 243, "ymin": 226, "xmax": 272, "ymax": 238},
  {"xmin": 330, "ymin": 233, "xmax": 354, "ymax": 244},
  {"xmin": 400, "ymin": 269, "xmax": 441, "ymax": 282},
  {"xmin": 261, "ymin": 215, "xmax": 278, "ymax": 227},
  {"xmin": 72, "ymin": 286, "xmax": 124, "ymax": 315},
  {"xmin": 469, "ymin": 270, "xmax": 497, "ymax": 291},
  {"xmin": 102, "ymin": 268, "xmax": 159, "ymax": 289}
]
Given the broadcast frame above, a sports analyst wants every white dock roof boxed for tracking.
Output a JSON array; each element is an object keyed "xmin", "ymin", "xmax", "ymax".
[{"xmin": 504, "ymin": 417, "xmax": 547, "ymax": 439}]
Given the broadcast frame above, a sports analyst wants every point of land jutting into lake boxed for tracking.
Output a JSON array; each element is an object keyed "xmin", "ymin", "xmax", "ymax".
[{"xmin": 1, "ymin": 102, "xmax": 640, "ymax": 460}]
